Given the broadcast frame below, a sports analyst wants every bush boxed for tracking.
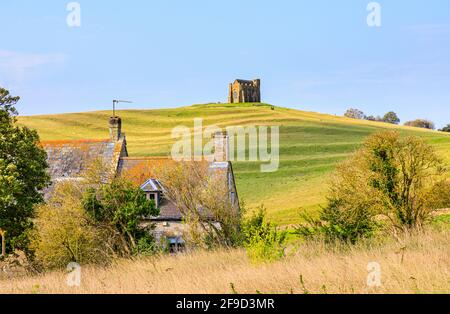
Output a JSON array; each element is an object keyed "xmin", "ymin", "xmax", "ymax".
[
  {"xmin": 296, "ymin": 201, "xmax": 379, "ymax": 244},
  {"xmin": 31, "ymin": 182, "xmax": 109, "ymax": 270},
  {"xmin": 296, "ymin": 131, "xmax": 447, "ymax": 243},
  {"xmin": 296, "ymin": 151, "xmax": 381, "ymax": 243},
  {"xmin": 382, "ymin": 111, "xmax": 400, "ymax": 124},
  {"xmin": 426, "ymin": 180, "xmax": 450, "ymax": 210},
  {"xmin": 344, "ymin": 108, "xmax": 365, "ymax": 120},
  {"xmin": 439, "ymin": 124, "xmax": 450, "ymax": 132},
  {"xmin": 404, "ymin": 119, "xmax": 435, "ymax": 130},
  {"xmin": 133, "ymin": 234, "xmax": 158, "ymax": 256},
  {"xmin": 366, "ymin": 132, "xmax": 445, "ymax": 229},
  {"xmin": 82, "ymin": 178, "xmax": 159, "ymax": 257},
  {"xmin": 242, "ymin": 207, "xmax": 287, "ymax": 263}
]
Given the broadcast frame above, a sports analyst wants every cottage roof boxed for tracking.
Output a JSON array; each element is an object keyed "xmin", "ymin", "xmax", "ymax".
[{"xmin": 42, "ymin": 138, "xmax": 126, "ymax": 181}]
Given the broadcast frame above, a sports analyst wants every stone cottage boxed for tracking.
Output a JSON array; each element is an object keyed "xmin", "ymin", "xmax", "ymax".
[{"xmin": 42, "ymin": 116, "xmax": 240, "ymax": 251}]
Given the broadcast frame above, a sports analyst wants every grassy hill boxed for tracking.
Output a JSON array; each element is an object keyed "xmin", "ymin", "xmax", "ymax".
[{"xmin": 18, "ymin": 103, "xmax": 450, "ymax": 225}]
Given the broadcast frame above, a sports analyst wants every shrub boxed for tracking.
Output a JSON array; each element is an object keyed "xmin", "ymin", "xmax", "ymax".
[
  {"xmin": 426, "ymin": 180, "xmax": 450, "ymax": 210},
  {"xmin": 296, "ymin": 152, "xmax": 380, "ymax": 243},
  {"xmin": 344, "ymin": 108, "xmax": 365, "ymax": 120},
  {"xmin": 439, "ymin": 124, "xmax": 450, "ymax": 132},
  {"xmin": 242, "ymin": 207, "xmax": 287, "ymax": 262},
  {"xmin": 404, "ymin": 119, "xmax": 435, "ymax": 130},
  {"xmin": 31, "ymin": 182, "xmax": 109, "ymax": 269},
  {"xmin": 382, "ymin": 111, "xmax": 400, "ymax": 124},
  {"xmin": 296, "ymin": 131, "xmax": 447, "ymax": 243},
  {"xmin": 133, "ymin": 234, "xmax": 158, "ymax": 256},
  {"xmin": 82, "ymin": 178, "xmax": 159, "ymax": 257},
  {"xmin": 365, "ymin": 132, "xmax": 445, "ymax": 229}
]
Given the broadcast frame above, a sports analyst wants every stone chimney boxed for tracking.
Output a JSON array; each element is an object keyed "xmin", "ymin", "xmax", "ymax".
[
  {"xmin": 214, "ymin": 131, "xmax": 229, "ymax": 162},
  {"xmin": 109, "ymin": 116, "xmax": 122, "ymax": 141}
]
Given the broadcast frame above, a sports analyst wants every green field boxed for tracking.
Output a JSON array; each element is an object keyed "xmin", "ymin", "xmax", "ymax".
[{"xmin": 18, "ymin": 103, "xmax": 450, "ymax": 225}]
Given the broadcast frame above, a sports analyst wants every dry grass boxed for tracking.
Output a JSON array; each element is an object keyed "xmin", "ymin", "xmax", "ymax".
[{"xmin": 1, "ymin": 229, "xmax": 448, "ymax": 294}]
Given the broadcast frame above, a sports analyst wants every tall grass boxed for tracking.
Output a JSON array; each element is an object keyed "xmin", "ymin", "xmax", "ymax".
[{"xmin": 2, "ymin": 229, "xmax": 448, "ymax": 294}]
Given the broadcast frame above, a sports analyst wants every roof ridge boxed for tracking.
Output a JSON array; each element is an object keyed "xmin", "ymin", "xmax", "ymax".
[
  {"xmin": 120, "ymin": 156, "xmax": 171, "ymax": 160},
  {"xmin": 41, "ymin": 139, "xmax": 110, "ymax": 145}
]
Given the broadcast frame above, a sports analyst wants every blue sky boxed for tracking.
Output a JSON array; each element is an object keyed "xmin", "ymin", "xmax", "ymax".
[{"xmin": 1, "ymin": 0, "xmax": 449, "ymax": 128}]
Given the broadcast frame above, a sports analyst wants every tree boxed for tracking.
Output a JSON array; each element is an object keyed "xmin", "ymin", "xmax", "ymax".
[
  {"xmin": 364, "ymin": 132, "xmax": 445, "ymax": 230},
  {"xmin": 297, "ymin": 131, "xmax": 447, "ymax": 241},
  {"xmin": 31, "ymin": 182, "xmax": 109, "ymax": 269},
  {"xmin": 82, "ymin": 178, "xmax": 159, "ymax": 256},
  {"xmin": 154, "ymin": 161, "xmax": 242, "ymax": 249},
  {"xmin": 439, "ymin": 124, "xmax": 450, "ymax": 132},
  {"xmin": 382, "ymin": 111, "xmax": 400, "ymax": 124},
  {"xmin": 404, "ymin": 119, "xmax": 435, "ymax": 130},
  {"xmin": 0, "ymin": 87, "xmax": 50, "ymax": 252},
  {"xmin": 344, "ymin": 108, "xmax": 365, "ymax": 120}
]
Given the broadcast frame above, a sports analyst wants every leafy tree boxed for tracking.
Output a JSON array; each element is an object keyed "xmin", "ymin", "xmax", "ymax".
[
  {"xmin": 344, "ymin": 108, "xmax": 365, "ymax": 120},
  {"xmin": 31, "ymin": 182, "xmax": 109, "ymax": 269},
  {"xmin": 82, "ymin": 178, "xmax": 159, "ymax": 256},
  {"xmin": 439, "ymin": 124, "xmax": 450, "ymax": 132},
  {"xmin": 0, "ymin": 87, "xmax": 50, "ymax": 252},
  {"xmin": 404, "ymin": 119, "xmax": 435, "ymax": 130},
  {"xmin": 382, "ymin": 111, "xmax": 400, "ymax": 124},
  {"xmin": 365, "ymin": 132, "xmax": 445, "ymax": 229},
  {"xmin": 296, "ymin": 131, "xmax": 447, "ymax": 242}
]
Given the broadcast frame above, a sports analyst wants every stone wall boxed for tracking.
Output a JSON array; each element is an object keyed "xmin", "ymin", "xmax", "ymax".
[{"xmin": 228, "ymin": 79, "xmax": 261, "ymax": 103}]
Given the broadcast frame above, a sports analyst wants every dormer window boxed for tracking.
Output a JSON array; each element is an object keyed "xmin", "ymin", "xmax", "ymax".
[{"xmin": 140, "ymin": 178, "xmax": 164, "ymax": 209}]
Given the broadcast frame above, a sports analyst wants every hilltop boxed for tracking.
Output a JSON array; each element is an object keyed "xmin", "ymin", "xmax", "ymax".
[{"xmin": 18, "ymin": 103, "xmax": 450, "ymax": 225}]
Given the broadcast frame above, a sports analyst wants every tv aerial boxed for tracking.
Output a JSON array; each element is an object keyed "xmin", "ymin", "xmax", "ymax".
[{"xmin": 112, "ymin": 99, "xmax": 133, "ymax": 117}]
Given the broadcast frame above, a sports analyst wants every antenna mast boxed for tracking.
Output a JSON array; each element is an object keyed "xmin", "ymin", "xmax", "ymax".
[{"xmin": 112, "ymin": 99, "xmax": 133, "ymax": 117}]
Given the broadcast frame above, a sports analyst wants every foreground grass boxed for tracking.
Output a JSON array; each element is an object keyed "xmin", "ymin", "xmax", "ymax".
[
  {"xmin": 2, "ymin": 229, "xmax": 448, "ymax": 294},
  {"xmin": 18, "ymin": 103, "xmax": 450, "ymax": 225}
]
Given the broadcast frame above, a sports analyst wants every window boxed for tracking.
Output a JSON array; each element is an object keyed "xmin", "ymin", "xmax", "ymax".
[
  {"xmin": 146, "ymin": 192, "xmax": 159, "ymax": 208},
  {"xmin": 167, "ymin": 237, "xmax": 185, "ymax": 253}
]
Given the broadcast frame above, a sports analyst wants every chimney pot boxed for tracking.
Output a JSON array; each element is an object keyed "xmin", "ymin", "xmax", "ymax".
[{"xmin": 109, "ymin": 116, "xmax": 122, "ymax": 141}]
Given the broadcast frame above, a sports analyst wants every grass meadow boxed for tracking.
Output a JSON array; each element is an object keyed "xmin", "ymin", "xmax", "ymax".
[
  {"xmin": 18, "ymin": 103, "xmax": 450, "ymax": 225},
  {"xmin": 1, "ymin": 228, "xmax": 448, "ymax": 294}
]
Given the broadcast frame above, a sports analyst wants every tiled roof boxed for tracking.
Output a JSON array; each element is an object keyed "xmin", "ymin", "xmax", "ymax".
[{"xmin": 42, "ymin": 138, "xmax": 127, "ymax": 197}]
